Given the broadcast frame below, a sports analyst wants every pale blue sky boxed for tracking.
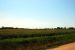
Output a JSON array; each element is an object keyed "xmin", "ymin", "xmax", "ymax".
[{"xmin": 0, "ymin": 0, "xmax": 75, "ymax": 28}]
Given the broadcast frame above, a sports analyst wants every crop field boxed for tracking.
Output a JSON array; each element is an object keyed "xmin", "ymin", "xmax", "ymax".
[{"xmin": 0, "ymin": 28, "xmax": 75, "ymax": 50}]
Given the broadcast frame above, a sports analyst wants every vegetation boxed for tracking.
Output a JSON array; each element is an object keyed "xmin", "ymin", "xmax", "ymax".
[{"xmin": 0, "ymin": 27, "xmax": 75, "ymax": 50}]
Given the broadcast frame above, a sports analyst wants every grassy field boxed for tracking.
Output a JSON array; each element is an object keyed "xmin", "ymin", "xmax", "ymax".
[{"xmin": 0, "ymin": 28, "xmax": 75, "ymax": 50}]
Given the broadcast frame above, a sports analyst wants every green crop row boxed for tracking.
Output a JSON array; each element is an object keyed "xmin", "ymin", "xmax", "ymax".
[{"xmin": 0, "ymin": 32, "xmax": 75, "ymax": 44}]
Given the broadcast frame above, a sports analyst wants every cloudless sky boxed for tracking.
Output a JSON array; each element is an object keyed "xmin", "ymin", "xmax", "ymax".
[{"xmin": 0, "ymin": 0, "xmax": 75, "ymax": 28}]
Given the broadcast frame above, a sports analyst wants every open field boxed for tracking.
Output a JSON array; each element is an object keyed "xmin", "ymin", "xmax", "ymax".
[{"xmin": 0, "ymin": 28, "xmax": 75, "ymax": 50}]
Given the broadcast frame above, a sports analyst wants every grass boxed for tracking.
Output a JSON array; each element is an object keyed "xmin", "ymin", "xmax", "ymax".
[{"xmin": 0, "ymin": 29, "xmax": 75, "ymax": 50}]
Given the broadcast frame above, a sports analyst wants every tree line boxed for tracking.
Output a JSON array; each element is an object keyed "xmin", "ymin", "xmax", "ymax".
[{"xmin": 0, "ymin": 26, "xmax": 75, "ymax": 29}]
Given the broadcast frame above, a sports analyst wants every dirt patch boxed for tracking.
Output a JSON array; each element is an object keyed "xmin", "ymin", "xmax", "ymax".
[{"xmin": 46, "ymin": 42, "xmax": 75, "ymax": 50}]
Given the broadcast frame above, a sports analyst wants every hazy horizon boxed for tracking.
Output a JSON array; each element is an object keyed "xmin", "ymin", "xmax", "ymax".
[{"xmin": 0, "ymin": 0, "xmax": 75, "ymax": 28}]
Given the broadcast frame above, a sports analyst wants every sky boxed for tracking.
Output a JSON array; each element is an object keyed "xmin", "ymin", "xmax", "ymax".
[{"xmin": 0, "ymin": 0, "xmax": 75, "ymax": 28}]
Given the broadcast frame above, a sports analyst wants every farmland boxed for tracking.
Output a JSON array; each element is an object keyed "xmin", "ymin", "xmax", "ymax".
[{"xmin": 0, "ymin": 28, "xmax": 75, "ymax": 50}]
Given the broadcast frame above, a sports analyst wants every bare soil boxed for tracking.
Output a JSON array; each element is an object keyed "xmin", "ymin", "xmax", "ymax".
[{"xmin": 46, "ymin": 42, "xmax": 75, "ymax": 50}]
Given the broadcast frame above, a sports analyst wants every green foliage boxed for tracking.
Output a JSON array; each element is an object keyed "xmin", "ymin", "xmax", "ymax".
[{"xmin": 0, "ymin": 29, "xmax": 75, "ymax": 50}]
